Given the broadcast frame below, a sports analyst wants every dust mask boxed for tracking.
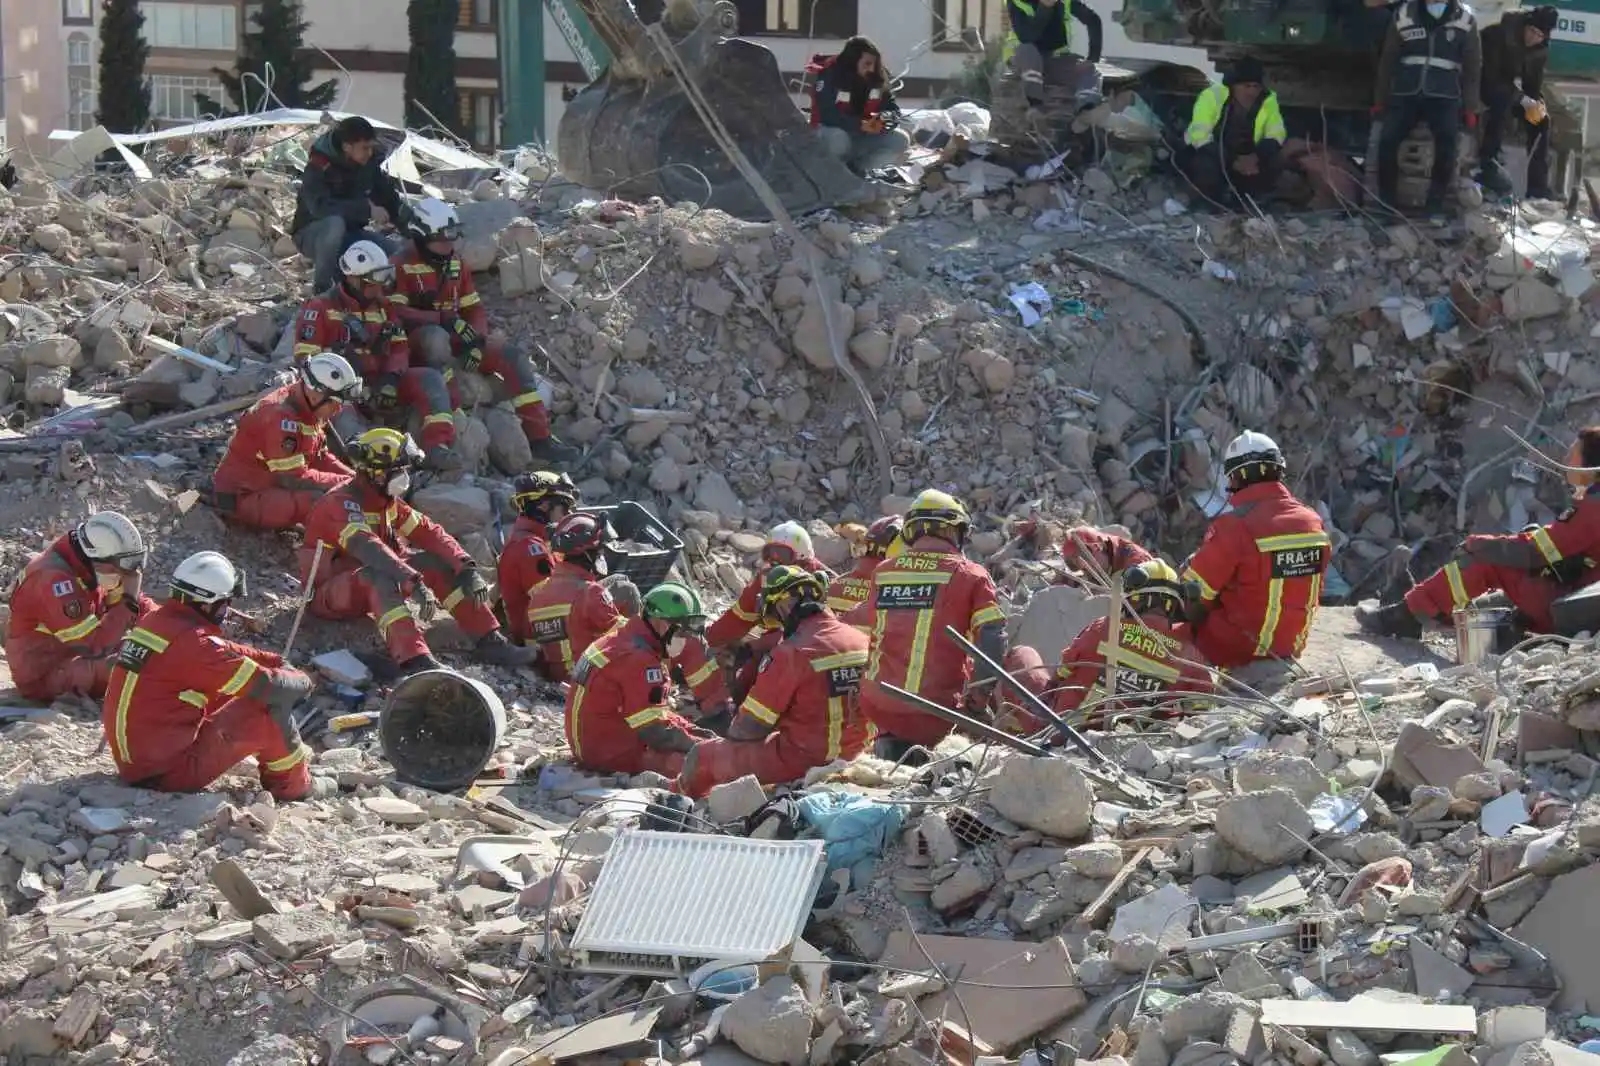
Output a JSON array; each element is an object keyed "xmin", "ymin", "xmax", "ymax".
[
  {"xmin": 666, "ymin": 634, "xmax": 688, "ymax": 658},
  {"xmin": 387, "ymin": 471, "xmax": 411, "ymax": 498},
  {"xmin": 95, "ymin": 571, "xmax": 124, "ymax": 592},
  {"xmin": 1425, "ymin": 3, "xmax": 1447, "ymax": 16}
]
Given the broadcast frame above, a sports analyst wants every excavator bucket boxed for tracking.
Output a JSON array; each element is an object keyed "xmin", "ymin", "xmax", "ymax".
[{"xmin": 554, "ymin": 3, "xmax": 868, "ymax": 221}]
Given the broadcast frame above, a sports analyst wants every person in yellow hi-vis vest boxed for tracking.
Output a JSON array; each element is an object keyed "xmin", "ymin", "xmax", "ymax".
[
  {"xmin": 1181, "ymin": 58, "xmax": 1288, "ymax": 208},
  {"xmin": 1004, "ymin": 0, "xmax": 1103, "ymax": 106}
]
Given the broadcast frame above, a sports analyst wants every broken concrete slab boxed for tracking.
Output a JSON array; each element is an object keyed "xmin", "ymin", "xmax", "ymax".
[
  {"xmin": 1007, "ymin": 586, "xmax": 1107, "ymax": 662},
  {"xmin": 989, "ymin": 757, "xmax": 1093, "ymax": 840},
  {"xmin": 1391, "ymin": 724, "xmax": 1486, "ymax": 793},
  {"xmin": 1258, "ymin": 998, "xmax": 1477, "ymax": 1034},
  {"xmin": 1408, "ymin": 939, "xmax": 1475, "ymax": 1000},
  {"xmin": 1233, "ymin": 867, "xmax": 1309, "ymax": 912},
  {"xmin": 1512, "ymin": 862, "xmax": 1600, "ymax": 1012},
  {"xmin": 1110, "ymin": 882, "xmax": 1195, "ymax": 950}
]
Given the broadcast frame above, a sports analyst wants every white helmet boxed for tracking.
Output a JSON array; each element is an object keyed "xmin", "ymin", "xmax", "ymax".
[
  {"xmin": 406, "ymin": 197, "xmax": 461, "ymax": 241},
  {"xmin": 339, "ymin": 240, "xmax": 392, "ymax": 281},
  {"xmin": 1223, "ymin": 430, "xmax": 1285, "ymax": 480},
  {"xmin": 766, "ymin": 521, "xmax": 814, "ymax": 561},
  {"xmin": 170, "ymin": 551, "xmax": 243, "ymax": 605},
  {"xmin": 75, "ymin": 511, "xmax": 146, "ymax": 569},
  {"xmin": 300, "ymin": 351, "xmax": 362, "ymax": 398}
]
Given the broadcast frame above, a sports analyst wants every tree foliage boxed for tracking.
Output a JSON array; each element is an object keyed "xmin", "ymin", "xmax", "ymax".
[
  {"xmin": 97, "ymin": 0, "xmax": 152, "ymax": 133},
  {"xmin": 196, "ymin": 0, "xmax": 339, "ymax": 116},
  {"xmin": 405, "ymin": 0, "xmax": 462, "ymax": 136}
]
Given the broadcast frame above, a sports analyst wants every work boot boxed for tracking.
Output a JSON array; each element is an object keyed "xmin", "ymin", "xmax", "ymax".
[
  {"xmin": 1525, "ymin": 184, "xmax": 1557, "ymax": 201},
  {"xmin": 1479, "ymin": 158, "xmax": 1514, "ymax": 195},
  {"xmin": 398, "ymin": 652, "xmax": 445, "ymax": 676},
  {"xmin": 474, "ymin": 630, "xmax": 540, "ymax": 668},
  {"xmin": 528, "ymin": 435, "xmax": 582, "ymax": 465},
  {"xmin": 422, "ymin": 444, "xmax": 465, "ymax": 473},
  {"xmin": 1355, "ymin": 600, "xmax": 1425, "ymax": 639}
]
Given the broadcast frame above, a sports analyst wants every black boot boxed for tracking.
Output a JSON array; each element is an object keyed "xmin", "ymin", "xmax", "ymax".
[
  {"xmin": 873, "ymin": 735, "xmax": 931, "ymax": 766},
  {"xmin": 475, "ymin": 630, "xmax": 539, "ymax": 668},
  {"xmin": 398, "ymin": 652, "xmax": 444, "ymax": 676},
  {"xmin": 529, "ymin": 435, "xmax": 582, "ymax": 465},
  {"xmin": 1356, "ymin": 601, "xmax": 1424, "ymax": 639}
]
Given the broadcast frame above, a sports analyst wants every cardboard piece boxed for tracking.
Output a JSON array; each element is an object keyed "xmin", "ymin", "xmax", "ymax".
[
  {"xmin": 1512, "ymin": 863, "xmax": 1600, "ymax": 1012},
  {"xmin": 1391, "ymin": 723, "xmax": 1487, "ymax": 792},
  {"xmin": 1408, "ymin": 939, "xmax": 1475, "ymax": 1000},
  {"xmin": 878, "ymin": 932, "xmax": 1086, "ymax": 1050},
  {"xmin": 1259, "ymin": 998, "xmax": 1477, "ymax": 1034}
]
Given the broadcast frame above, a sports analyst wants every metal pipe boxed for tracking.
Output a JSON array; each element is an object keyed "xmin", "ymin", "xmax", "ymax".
[
  {"xmin": 282, "ymin": 540, "xmax": 325, "ymax": 663},
  {"xmin": 878, "ymin": 683, "xmax": 1052, "ymax": 756},
  {"xmin": 942, "ymin": 625, "xmax": 1109, "ymax": 766}
]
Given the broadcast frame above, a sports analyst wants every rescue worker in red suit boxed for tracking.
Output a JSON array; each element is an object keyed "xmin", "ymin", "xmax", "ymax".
[
  {"xmin": 102, "ymin": 551, "xmax": 316, "ymax": 801},
  {"xmin": 389, "ymin": 198, "xmax": 579, "ymax": 464},
  {"xmin": 1048, "ymin": 560, "xmax": 1215, "ymax": 731},
  {"xmin": 5, "ymin": 511, "xmax": 158, "ymax": 702},
  {"xmin": 830, "ymin": 515, "xmax": 902, "ymax": 621},
  {"xmin": 526, "ymin": 512, "xmax": 640, "ymax": 682},
  {"xmin": 564, "ymin": 582, "xmax": 721, "ymax": 777},
  {"xmin": 680, "ymin": 566, "xmax": 873, "ymax": 797},
  {"xmin": 1181, "ymin": 432, "xmax": 1332, "ymax": 669},
  {"xmin": 1059, "ymin": 526, "xmax": 1154, "ymax": 584},
  {"xmin": 210, "ymin": 352, "xmax": 362, "ymax": 530},
  {"xmin": 292, "ymin": 240, "xmax": 460, "ymax": 471},
  {"xmin": 498, "ymin": 471, "xmax": 580, "ymax": 645},
  {"xmin": 300, "ymin": 428, "xmax": 535, "ymax": 674},
  {"xmin": 1359, "ymin": 427, "xmax": 1600, "ymax": 638},
  {"xmin": 707, "ymin": 521, "xmax": 831, "ymax": 702},
  {"xmin": 858, "ymin": 490, "xmax": 1009, "ymax": 764}
]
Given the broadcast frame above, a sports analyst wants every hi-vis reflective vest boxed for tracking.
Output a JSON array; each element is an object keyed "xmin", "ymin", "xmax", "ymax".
[
  {"xmin": 1184, "ymin": 84, "xmax": 1288, "ymax": 148},
  {"xmin": 1003, "ymin": 0, "xmax": 1073, "ymax": 62},
  {"xmin": 1391, "ymin": 1, "xmax": 1475, "ymax": 98}
]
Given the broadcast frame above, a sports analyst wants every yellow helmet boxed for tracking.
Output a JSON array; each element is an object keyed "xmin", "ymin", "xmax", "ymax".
[
  {"xmin": 904, "ymin": 489, "xmax": 969, "ymax": 545},
  {"xmin": 350, "ymin": 427, "xmax": 422, "ymax": 478},
  {"xmin": 1124, "ymin": 559, "xmax": 1186, "ymax": 615},
  {"xmin": 760, "ymin": 564, "xmax": 827, "ymax": 617}
]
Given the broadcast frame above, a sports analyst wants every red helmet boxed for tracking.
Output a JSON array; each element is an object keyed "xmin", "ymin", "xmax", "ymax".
[
  {"xmin": 550, "ymin": 512, "xmax": 608, "ymax": 556},
  {"xmin": 865, "ymin": 514, "xmax": 904, "ymax": 557}
]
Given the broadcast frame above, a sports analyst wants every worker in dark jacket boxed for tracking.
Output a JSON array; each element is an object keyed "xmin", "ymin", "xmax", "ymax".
[
  {"xmin": 1373, "ymin": 0, "xmax": 1482, "ymax": 216},
  {"xmin": 1005, "ymin": 0, "xmax": 1104, "ymax": 105},
  {"xmin": 1479, "ymin": 7, "xmax": 1559, "ymax": 198},
  {"xmin": 809, "ymin": 37, "xmax": 910, "ymax": 176},
  {"xmin": 291, "ymin": 116, "xmax": 408, "ymax": 293}
]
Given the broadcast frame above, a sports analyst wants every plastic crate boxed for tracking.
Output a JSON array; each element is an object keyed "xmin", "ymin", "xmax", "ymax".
[{"xmin": 578, "ymin": 501, "xmax": 684, "ymax": 589}]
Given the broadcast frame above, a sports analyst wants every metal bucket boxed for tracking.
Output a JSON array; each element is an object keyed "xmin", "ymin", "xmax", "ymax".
[
  {"xmin": 1453, "ymin": 607, "xmax": 1517, "ymax": 666},
  {"xmin": 380, "ymin": 669, "xmax": 506, "ymax": 792}
]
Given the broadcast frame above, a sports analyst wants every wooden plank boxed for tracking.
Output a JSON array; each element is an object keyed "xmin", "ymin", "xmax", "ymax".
[
  {"xmin": 1071, "ymin": 846, "xmax": 1156, "ymax": 932},
  {"xmin": 1259, "ymin": 999, "xmax": 1477, "ymax": 1034},
  {"xmin": 52, "ymin": 988, "xmax": 101, "ymax": 1046}
]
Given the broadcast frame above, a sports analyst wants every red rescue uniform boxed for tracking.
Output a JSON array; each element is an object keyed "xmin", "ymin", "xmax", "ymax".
[
  {"xmin": 102, "ymin": 602, "xmax": 312, "ymax": 800},
  {"xmin": 564, "ymin": 616, "xmax": 707, "ymax": 776},
  {"xmin": 525, "ymin": 559, "xmax": 624, "ymax": 682},
  {"xmin": 497, "ymin": 516, "xmax": 556, "ymax": 645},
  {"xmin": 300, "ymin": 481, "xmax": 498, "ymax": 663},
  {"xmin": 1060, "ymin": 527, "xmax": 1154, "ymax": 577},
  {"xmin": 212, "ymin": 382, "xmax": 354, "ymax": 530},
  {"xmin": 708, "ymin": 556, "xmax": 831, "ymax": 700},
  {"xmin": 390, "ymin": 247, "xmax": 552, "ymax": 441},
  {"xmin": 682, "ymin": 610, "xmax": 872, "ymax": 796},
  {"xmin": 1052, "ymin": 615, "xmax": 1214, "ymax": 725},
  {"xmin": 827, "ymin": 557, "xmax": 879, "ymax": 614},
  {"xmin": 292, "ymin": 288, "xmax": 457, "ymax": 452},
  {"xmin": 858, "ymin": 535, "xmax": 1008, "ymax": 747},
  {"xmin": 1404, "ymin": 497, "xmax": 1600, "ymax": 631},
  {"xmin": 5, "ymin": 535, "xmax": 155, "ymax": 701},
  {"xmin": 1181, "ymin": 482, "xmax": 1331, "ymax": 669}
]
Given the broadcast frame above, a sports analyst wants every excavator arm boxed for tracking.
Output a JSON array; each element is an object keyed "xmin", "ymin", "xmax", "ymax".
[{"xmin": 545, "ymin": 0, "xmax": 869, "ymax": 220}]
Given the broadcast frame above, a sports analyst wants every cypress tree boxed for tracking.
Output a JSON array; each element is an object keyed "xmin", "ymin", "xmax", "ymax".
[
  {"xmin": 96, "ymin": 0, "xmax": 152, "ymax": 133},
  {"xmin": 196, "ymin": 0, "xmax": 338, "ymax": 116},
  {"xmin": 405, "ymin": 0, "xmax": 463, "ymax": 135}
]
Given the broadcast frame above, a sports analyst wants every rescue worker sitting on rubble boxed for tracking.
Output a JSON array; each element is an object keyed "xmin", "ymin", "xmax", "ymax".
[
  {"xmin": 390, "ymin": 198, "xmax": 579, "ymax": 465},
  {"xmin": 1478, "ymin": 6, "xmax": 1559, "ymax": 200},
  {"xmin": 1359, "ymin": 427, "xmax": 1600, "ymax": 639},
  {"xmin": 1004, "ymin": 0, "xmax": 1104, "ymax": 107},
  {"xmin": 294, "ymin": 240, "xmax": 461, "ymax": 472},
  {"xmin": 102, "ymin": 551, "xmax": 316, "ymax": 802},
  {"xmin": 680, "ymin": 565, "xmax": 873, "ymax": 797},
  {"xmin": 291, "ymin": 115, "xmax": 407, "ymax": 294},
  {"xmin": 1181, "ymin": 432, "xmax": 1332, "ymax": 670},
  {"xmin": 829, "ymin": 515, "xmax": 903, "ymax": 620},
  {"xmin": 210, "ymin": 352, "xmax": 363, "ymax": 531},
  {"xmin": 499, "ymin": 471, "xmax": 580, "ymax": 645},
  {"xmin": 5, "ymin": 511, "xmax": 158, "ymax": 703},
  {"xmin": 301, "ymin": 428, "xmax": 536, "ymax": 676},
  {"xmin": 808, "ymin": 37, "xmax": 911, "ymax": 176},
  {"xmin": 1180, "ymin": 59, "xmax": 1288, "ymax": 209},
  {"xmin": 1046, "ymin": 560, "xmax": 1215, "ymax": 731},
  {"xmin": 564, "ymin": 582, "xmax": 724, "ymax": 777},
  {"xmin": 858, "ymin": 489, "xmax": 1009, "ymax": 763},
  {"xmin": 707, "ymin": 521, "xmax": 831, "ymax": 701},
  {"xmin": 526, "ymin": 513, "xmax": 641, "ymax": 682}
]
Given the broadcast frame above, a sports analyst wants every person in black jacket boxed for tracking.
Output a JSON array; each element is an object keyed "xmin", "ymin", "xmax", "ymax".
[
  {"xmin": 1479, "ymin": 6, "xmax": 1558, "ymax": 198},
  {"xmin": 291, "ymin": 116, "xmax": 408, "ymax": 292},
  {"xmin": 811, "ymin": 37, "xmax": 911, "ymax": 176},
  {"xmin": 1006, "ymin": 0, "xmax": 1103, "ymax": 106}
]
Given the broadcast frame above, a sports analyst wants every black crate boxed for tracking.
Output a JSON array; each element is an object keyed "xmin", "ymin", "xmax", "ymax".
[{"xmin": 577, "ymin": 501, "xmax": 685, "ymax": 589}]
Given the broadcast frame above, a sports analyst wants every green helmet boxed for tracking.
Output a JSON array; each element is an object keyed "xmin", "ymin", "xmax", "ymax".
[{"xmin": 642, "ymin": 582, "xmax": 706, "ymax": 624}]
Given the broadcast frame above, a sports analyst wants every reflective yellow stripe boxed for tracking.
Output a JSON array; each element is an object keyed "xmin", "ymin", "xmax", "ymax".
[
  {"xmin": 1293, "ymin": 572, "xmax": 1323, "ymax": 656},
  {"xmin": 1255, "ymin": 578, "xmax": 1284, "ymax": 657},
  {"xmin": 626, "ymin": 705, "xmax": 667, "ymax": 728},
  {"xmin": 219, "ymin": 658, "xmax": 259, "ymax": 697},
  {"xmin": 1444, "ymin": 561, "xmax": 1470, "ymax": 610},
  {"xmin": 812, "ymin": 650, "xmax": 868, "ymax": 671},
  {"xmin": 1532, "ymin": 527, "xmax": 1564, "ymax": 566},
  {"xmin": 112, "ymin": 675, "xmax": 139, "ymax": 764},
  {"xmin": 459, "ymin": 292, "xmax": 481, "ymax": 308},
  {"xmin": 970, "ymin": 604, "xmax": 1006, "ymax": 631},
  {"xmin": 555, "ymin": 639, "xmax": 574, "ymax": 670},
  {"xmin": 422, "ymin": 412, "xmax": 454, "ymax": 426},
  {"xmin": 443, "ymin": 367, "xmax": 455, "ymax": 384},
  {"xmin": 1256, "ymin": 532, "xmax": 1331, "ymax": 552},
  {"xmin": 397, "ymin": 511, "xmax": 421, "ymax": 537},
  {"xmin": 586, "ymin": 649, "xmax": 609, "ymax": 669},
  {"xmin": 730, "ymin": 602, "xmax": 760, "ymax": 623},
  {"xmin": 530, "ymin": 604, "xmax": 573, "ymax": 620},
  {"xmin": 129, "ymin": 627, "xmax": 170, "ymax": 651},
  {"xmin": 903, "ymin": 608, "xmax": 936, "ymax": 693},
  {"xmin": 337, "ymin": 522, "xmax": 369, "ymax": 550},
  {"xmin": 1182, "ymin": 566, "xmax": 1219, "ymax": 601},
  {"xmin": 377, "ymin": 604, "xmax": 411, "ymax": 632},
  {"xmin": 1096, "ymin": 642, "xmax": 1181, "ymax": 682},
  {"xmin": 742, "ymin": 696, "xmax": 780, "ymax": 725},
  {"xmin": 51, "ymin": 613, "xmax": 103, "ymax": 643},
  {"xmin": 266, "ymin": 743, "xmax": 311, "ymax": 772},
  {"xmin": 686, "ymin": 659, "xmax": 718, "ymax": 687},
  {"xmin": 442, "ymin": 588, "xmax": 465, "ymax": 611},
  {"xmin": 179, "ymin": 690, "xmax": 208, "ymax": 708},
  {"xmin": 876, "ymin": 572, "xmax": 953, "ymax": 586},
  {"xmin": 293, "ymin": 343, "xmax": 319, "ymax": 358},
  {"xmin": 826, "ymin": 595, "xmax": 857, "ymax": 612},
  {"xmin": 512, "ymin": 391, "xmax": 544, "ymax": 409},
  {"xmin": 567, "ymin": 685, "xmax": 586, "ymax": 759},
  {"xmin": 826, "ymin": 696, "xmax": 843, "ymax": 759},
  {"xmin": 264, "ymin": 453, "xmax": 308, "ymax": 472},
  {"xmin": 401, "ymin": 263, "xmax": 432, "ymax": 274}
]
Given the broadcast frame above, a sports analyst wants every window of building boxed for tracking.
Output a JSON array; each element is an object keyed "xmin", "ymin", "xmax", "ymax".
[
  {"xmin": 457, "ymin": 0, "xmax": 496, "ymax": 28},
  {"xmin": 63, "ymin": 0, "xmax": 94, "ymax": 25},
  {"xmin": 66, "ymin": 33, "xmax": 95, "ymax": 131},
  {"xmin": 143, "ymin": 3, "xmax": 239, "ymax": 49},
  {"xmin": 733, "ymin": 0, "xmax": 857, "ymax": 37},
  {"xmin": 933, "ymin": 0, "xmax": 1004, "ymax": 50},
  {"xmin": 457, "ymin": 89, "xmax": 500, "ymax": 151},
  {"xmin": 151, "ymin": 74, "xmax": 224, "ymax": 121}
]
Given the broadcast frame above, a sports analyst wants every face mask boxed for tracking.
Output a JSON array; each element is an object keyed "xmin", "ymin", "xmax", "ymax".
[
  {"xmin": 666, "ymin": 634, "xmax": 688, "ymax": 658},
  {"xmin": 387, "ymin": 471, "xmax": 411, "ymax": 498},
  {"xmin": 95, "ymin": 571, "xmax": 124, "ymax": 592},
  {"xmin": 1426, "ymin": 3, "xmax": 1447, "ymax": 16},
  {"xmin": 594, "ymin": 555, "xmax": 609, "ymax": 577}
]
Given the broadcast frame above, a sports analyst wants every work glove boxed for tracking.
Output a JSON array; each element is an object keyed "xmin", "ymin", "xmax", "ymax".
[
  {"xmin": 861, "ymin": 116, "xmax": 887, "ymax": 135},
  {"xmin": 1522, "ymin": 96, "xmax": 1549, "ymax": 124},
  {"xmin": 373, "ymin": 373, "xmax": 401, "ymax": 410},
  {"xmin": 453, "ymin": 564, "xmax": 491, "ymax": 607},
  {"xmin": 451, "ymin": 316, "xmax": 483, "ymax": 350},
  {"xmin": 1369, "ymin": 103, "xmax": 1384, "ymax": 117},
  {"xmin": 1464, "ymin": 110, "xmax": 1479, "ymax": 130},
  {"xmin": 376, "ymin": 320, "xmax": 406, "ymax": 355},
  {"xmin": 409, "ymin": 580, "xmax": 438, "ymax": 623}
]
